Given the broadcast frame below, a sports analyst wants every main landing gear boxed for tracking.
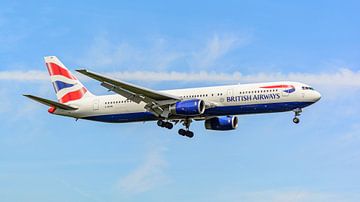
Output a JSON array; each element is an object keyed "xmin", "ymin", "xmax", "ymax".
[
  {"xmin": 178, "ymin": 119, "xmax": 194, "ymax": 138},
  {"xmin": 293, "ymin": 108, "xmax": 302, "ymax": 124},
  {"xmin": 157, "ymin": 120, "xmax": 173, "ymax": 129},
  {"xmin": 157, "ymin": 119, "xmax": 194, "ymax": 138},
  {"xmin": 178, "ymin": 129, "xmax": 194, "ymax": 138}
]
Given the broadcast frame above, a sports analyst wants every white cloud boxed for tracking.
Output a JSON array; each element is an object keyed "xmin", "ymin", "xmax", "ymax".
[
  {"xmin": 76, "ymin": 36, "xmax": 183, "ymax": 70},
  {"xmin": 57, "ymin": 178, "xmax": 102, "ymax": 202},
  {"xmin": 2, "ymin": 68, "xmax": 360, "ymax": 89},
  {"xmin": 192, "ymin": 33, "xmax": 250, "ymax": 68},
  {"xmin": 209, "ymin": 189, "xmax": 360, "ymax": 202},
  {"xmin": 342, "ymin": 123, "xmax": 360, "ymax": 142},
  {"xmin": 76, "ymin": 37, "xmax": 127, "ymax": 68},
  {"xmin": 0, "ymin": 70, "xmax": 48, "ymax": 81},
  {"xmin": 74, "ymin": 32, "xmax": 250, "ymax": 70},
  {"xmin": 116, "ymin": 148, "xmax": 169, "ymax": 194}
]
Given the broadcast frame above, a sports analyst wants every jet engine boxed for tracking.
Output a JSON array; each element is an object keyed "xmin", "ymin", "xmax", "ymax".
[
  {"xmin": 170, "ymin": 99, "xmax": 205, "ymax": 116},
  {"xmin": 205, "ymin": 116, "xmax": 238, "ymax": 131}
]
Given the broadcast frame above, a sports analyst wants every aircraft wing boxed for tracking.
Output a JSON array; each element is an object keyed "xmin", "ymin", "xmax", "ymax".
[{"xmin": 76, "ymin": 69, "xmax": 180, "ymax": 117}]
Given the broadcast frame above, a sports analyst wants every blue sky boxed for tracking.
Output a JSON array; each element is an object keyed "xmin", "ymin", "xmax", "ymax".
[{"xmin": 0, "ymin": 1, "xmax": 360, "ymax": 201}]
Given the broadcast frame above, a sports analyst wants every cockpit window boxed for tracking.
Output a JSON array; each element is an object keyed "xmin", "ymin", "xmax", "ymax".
[{"xmin": 302, "ymin": 86, "xmax": 315, "ymax": 90}]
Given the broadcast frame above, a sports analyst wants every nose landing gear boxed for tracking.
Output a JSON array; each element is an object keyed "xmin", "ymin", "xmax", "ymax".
[
  {"xmin": 293, "ymin": 117, "xmax": 300, "ymax": 124},
  {"xmin": 293, "ymin": 108, "xmax": 302, "ymax": 124}
]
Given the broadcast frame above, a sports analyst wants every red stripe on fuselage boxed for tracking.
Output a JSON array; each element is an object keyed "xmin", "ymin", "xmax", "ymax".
[
  {"xmin": 260, "ymin": 85, "xmax": 294, "ymax": 89},
  {"xmin": 46, "ymin": 62, "xmax": 77, "ymax": 80},
  {"xmin": 59, "ymin": 87, "xmax": 87, "ymax": 103}
]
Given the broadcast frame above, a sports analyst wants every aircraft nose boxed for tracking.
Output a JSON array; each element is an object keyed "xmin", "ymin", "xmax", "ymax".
[{"xmin": 313, "ymin": 91, "xmax": 321, "ymax": 102}]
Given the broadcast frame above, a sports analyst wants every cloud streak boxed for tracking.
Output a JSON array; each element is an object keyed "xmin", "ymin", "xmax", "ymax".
[
  {"xmin": 192, "ymin": 34, "xmax": 250, "ymax": 68},
  {"xmin": 116, "ymin": 148, "xmax": 169, "ymax": 194},
  {"xmin": 211, "ymin": 189, "xmax": 360, "ymax": 202},
  {"xmin": 0, "ymin": 70, "xmax": 48, "ymax": 81},
  {"xmin": 74, "ymin": 32, "xmax": 250, "ymax": 71},
  {"xmin": 57, "ymin": 178, "xmax": 102, "ymax": 202},
  {"xmin": 76, "ymin": 36, "xmax": 184, "ymax": 70},
  {"xmin": 1, "ymin": 68, "xmax": 360, "ymax": 89}
]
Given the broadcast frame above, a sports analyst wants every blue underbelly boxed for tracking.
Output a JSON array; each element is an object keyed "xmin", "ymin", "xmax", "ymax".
[
  {"xmin": 82, "ymin": 101, "xmax": 314, "ymax": 123},
  {"xmin": 204, "ymin": 101, "xmax": 314, "ymax": 116}
]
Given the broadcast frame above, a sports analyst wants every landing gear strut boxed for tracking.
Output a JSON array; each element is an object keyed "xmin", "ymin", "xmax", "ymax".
[
  {"xmin": 157, "ymin": 120, "xmax": 173, "ymax": 129},
  {"xmin": 178, "ymin": 119, "xmax": 194, "ymax": 138},
  {"xmin": 293, "ymin": 108, "xmax": 302, "ymax": 124}
]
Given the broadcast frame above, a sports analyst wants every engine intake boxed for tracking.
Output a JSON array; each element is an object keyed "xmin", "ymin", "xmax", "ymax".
[
  {"xmin": 170, "ymin": 99, "xmax": 205, "ymax": 116},
  {"xmin": 205, "ymin": 116, "xmax": 238, "ymax": 131}
]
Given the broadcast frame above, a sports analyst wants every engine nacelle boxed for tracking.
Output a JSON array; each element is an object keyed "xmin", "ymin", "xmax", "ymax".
[
  {"xmin": 205, "ymin": 116, "xmax": 238, "ymax": 131},
  {"xmin": 170, "ymin": 99, "xmax": 205, "ymax": 116}
]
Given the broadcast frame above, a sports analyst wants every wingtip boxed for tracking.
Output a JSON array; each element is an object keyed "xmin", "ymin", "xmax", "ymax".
[
  {"xmin": 23, "ymin": 94, "xmax": 36, "ymax": 100},
  {"xmin": 76, "ymin": 69, "xmax": 88, "ymax": 73}
]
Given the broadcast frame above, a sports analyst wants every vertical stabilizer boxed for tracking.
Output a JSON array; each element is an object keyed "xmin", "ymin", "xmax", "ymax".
[{"xmin": 45, "ymin": 56, "xmax": 93, "ymax": 103}]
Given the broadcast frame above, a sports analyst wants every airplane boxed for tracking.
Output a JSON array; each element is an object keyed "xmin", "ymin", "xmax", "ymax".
[{"xmin": 24, "ymin": 56, "xmax": 321, "ymax": 138}]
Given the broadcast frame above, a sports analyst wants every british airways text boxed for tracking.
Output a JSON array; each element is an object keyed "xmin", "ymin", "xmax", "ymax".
[{"xmin": 227, "ymin": 93, "xmax": 281, "ymax": 102}]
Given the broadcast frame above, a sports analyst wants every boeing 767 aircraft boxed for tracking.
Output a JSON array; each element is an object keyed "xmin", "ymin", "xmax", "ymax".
[{"xmin": 24, "ymin": 56, "xmax": 321, "ymax": 138}]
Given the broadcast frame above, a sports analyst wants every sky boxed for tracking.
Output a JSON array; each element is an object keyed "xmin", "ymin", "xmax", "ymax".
[{"xmin": 0, "ymin": 1, "xmax": 360, "ymax": 201}]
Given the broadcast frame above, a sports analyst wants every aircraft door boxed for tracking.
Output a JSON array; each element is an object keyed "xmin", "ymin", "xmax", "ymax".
[
  {"xmin": 227, "ymin": 89, "xmax": 233, "ymax": 96},
  {"xmin": 226, "ymin": 89, "xmax": 234, "ymax": 104},
  {"xmin": 93, "ymin": 99, "xmax": 99, "ymax": 111}
]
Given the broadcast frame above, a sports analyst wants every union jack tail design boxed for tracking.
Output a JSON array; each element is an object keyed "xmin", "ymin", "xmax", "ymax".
[{"xmin": 45, "ymin": 56, "xmax": 93, "ymax": 103}]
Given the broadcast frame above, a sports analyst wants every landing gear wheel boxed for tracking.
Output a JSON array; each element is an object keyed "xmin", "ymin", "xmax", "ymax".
[
  {"xmin": 178, "ymin": 118, "xmax": 194, "ymax": 138},
  {"xmin": 157, "ymin": 120, "xmax": 165, "ymax": 127},
  {"xmin": 164, "ymin": 122, "xmax": 173, "ymax": 129},
  {"xmin": 178, "ymin": 129, "xmax": 194, "ymax": 138},
  {"xmin": 157, "ymin": 120, "xmax": 173, "ymax": 129},
  {"xmin": 293, "ymin": 117, "xmax": 300, "ymax": 124},
  {"xmin": 186, "ymin": 131, "xmax": 194, "ymax": 138},
  {"xmin": 178, "ymin": 129, "xmax": 186, "ymax": 136}
]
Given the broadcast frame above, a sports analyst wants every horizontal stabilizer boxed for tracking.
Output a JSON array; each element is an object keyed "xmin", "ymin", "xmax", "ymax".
[{"xmin": 23, "ymin": 94, "xmax": 78, "ymax": 110}]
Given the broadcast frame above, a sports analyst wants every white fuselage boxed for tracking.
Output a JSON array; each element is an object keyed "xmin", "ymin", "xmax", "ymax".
[{"xmin": 54, "ymin": 81, "xmax": 321, "ymax": 123}]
